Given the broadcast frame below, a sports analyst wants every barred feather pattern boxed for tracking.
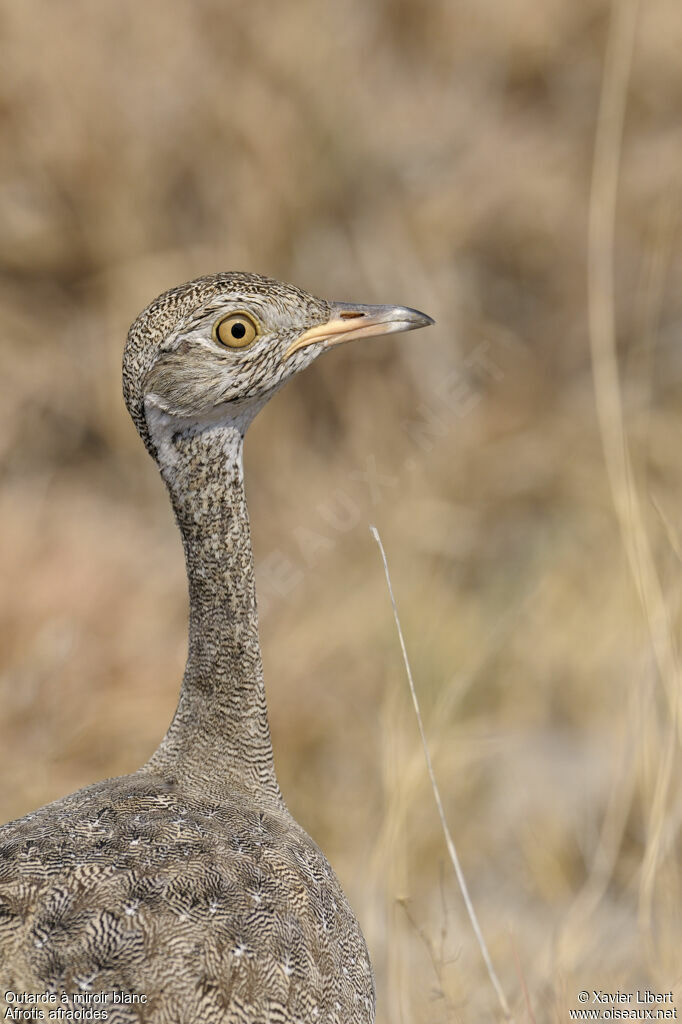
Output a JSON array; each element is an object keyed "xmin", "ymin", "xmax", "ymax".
[{"xmin": 0, "ymin": 775, "xmax": 373, "ymax": 1021}]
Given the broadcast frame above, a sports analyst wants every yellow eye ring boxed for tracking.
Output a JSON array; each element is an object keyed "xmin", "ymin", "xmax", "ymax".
[{"xmin": 213, "ymin": 312, "xmax": 259, "ymax": 349}]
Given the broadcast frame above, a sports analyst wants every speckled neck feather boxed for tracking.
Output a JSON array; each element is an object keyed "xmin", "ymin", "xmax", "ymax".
[{"xmin": 147, "ymin": 421, "xmax": 282, "ymax": 807}]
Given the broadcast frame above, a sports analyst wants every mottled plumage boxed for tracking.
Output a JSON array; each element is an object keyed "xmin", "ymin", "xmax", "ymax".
[{"xmin": 0, "ymin": 273, "xmax": 433, "ymax": 1022}]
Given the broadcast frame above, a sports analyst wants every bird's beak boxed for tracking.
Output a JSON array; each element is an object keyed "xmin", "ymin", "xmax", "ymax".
[{"xmin": 284, "ymin": 301, "xmax": 435, "ymax": 360}]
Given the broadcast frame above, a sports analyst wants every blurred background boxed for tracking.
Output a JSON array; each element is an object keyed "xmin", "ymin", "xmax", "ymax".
[{"xmin": 1, "ymin": 0, "xmax": 681, "ymax": 1020}]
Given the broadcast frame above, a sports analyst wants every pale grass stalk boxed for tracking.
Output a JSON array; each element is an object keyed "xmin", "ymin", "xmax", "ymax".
[
  {"xmin": 587, "ymin": 0, "xmax": 681, "ymax": 933},
  {"xmin": 398, "ymin": 898, "xmax": 457, "ymax": 1022},
  {"xmin": 370, "ymin": 525, "xmax": 514, "ymax": 1023},
  {"xmin": 557, "ymin": 686, "xmax": 639, "ymax": 965},
  {"xmin": 368, "ymin": 582, "xmax": 539, "ymax": 886},
  {"xmin": 509, "ymin": 934, "xmax": 536, "ymax": 1024}
]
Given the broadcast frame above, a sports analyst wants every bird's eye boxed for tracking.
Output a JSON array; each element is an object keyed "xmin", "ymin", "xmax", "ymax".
[{"xmin": 213, "ymin": 312, "xmax": 259, "ymax": 349}]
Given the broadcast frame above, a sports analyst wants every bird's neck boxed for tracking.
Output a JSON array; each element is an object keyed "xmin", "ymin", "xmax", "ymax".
[{"xmin": 146, "ymin": 416, "xmax": 282, "ymax": 808}]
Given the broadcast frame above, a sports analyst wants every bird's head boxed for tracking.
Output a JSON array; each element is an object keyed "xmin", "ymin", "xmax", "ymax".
[{"xmin": 123, "ymin": 271, "xmax": 434, "ymax": 462}]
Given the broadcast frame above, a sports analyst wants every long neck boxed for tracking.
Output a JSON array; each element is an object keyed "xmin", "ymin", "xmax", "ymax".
[{"xmin": 146, "ymin": 419, "xmax": 282, "ymax": 808}]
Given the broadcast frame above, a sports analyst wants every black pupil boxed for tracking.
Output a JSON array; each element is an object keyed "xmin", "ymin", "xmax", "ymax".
[{"xmin": 231, "ymin": 321, "xmax": 247, "ymax": 340}]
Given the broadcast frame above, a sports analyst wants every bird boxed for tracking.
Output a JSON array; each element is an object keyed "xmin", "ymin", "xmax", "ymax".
[{"xmin": 0, "ymin": 272, "xmax": 434, "ymax": 1023}]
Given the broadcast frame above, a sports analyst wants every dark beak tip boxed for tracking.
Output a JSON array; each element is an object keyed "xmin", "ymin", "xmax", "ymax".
[{"xmin": 406, "ymin": 309, "xmax": 436, "ymax": 329}]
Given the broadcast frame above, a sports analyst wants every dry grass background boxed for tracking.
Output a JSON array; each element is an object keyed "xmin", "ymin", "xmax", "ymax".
[{"xmin": 1, "ymin": 0, "xmax": 681, "ymax": 1020}]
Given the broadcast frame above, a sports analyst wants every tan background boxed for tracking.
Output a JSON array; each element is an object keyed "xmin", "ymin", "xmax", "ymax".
[{"xmin": 1, "ymin": 1, "xmax": 681, "ymax": 1020}]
